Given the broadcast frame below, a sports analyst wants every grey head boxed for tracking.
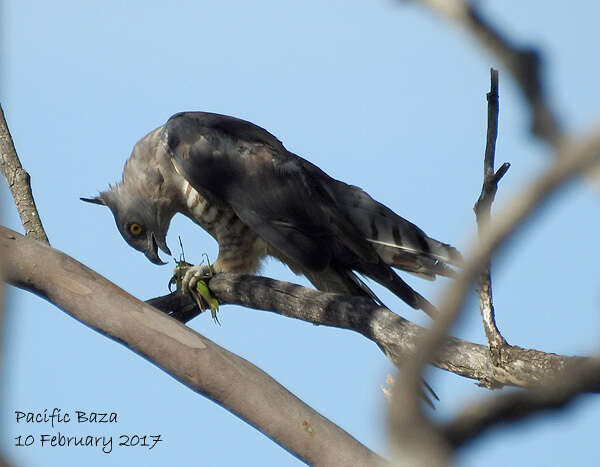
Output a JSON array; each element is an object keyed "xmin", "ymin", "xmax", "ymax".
[
  {"xmin": 81, "ymin": 186, "xmax": 173, "ymax": 265},
  {"xmin": 81, "ymin": 128, "xmax": 178, "ymax": 265}
]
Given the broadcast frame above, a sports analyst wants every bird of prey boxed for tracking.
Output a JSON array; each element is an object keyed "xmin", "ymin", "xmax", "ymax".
[{"xmin": 82, "ymin": 112, "xmax": 461, "ymax": 317}]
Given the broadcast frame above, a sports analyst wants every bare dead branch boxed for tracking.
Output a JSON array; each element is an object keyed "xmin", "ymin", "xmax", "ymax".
[
  {"xmin": 415, "ymin": 123, "xmax": 600, "ymax": 394},
  {"xmin": 390, "ymin": 123, "xmax": 600, "ymax": 465},
  {"xmin": 409, "ymin": 123, "xmax": 600, "ymax": 394},
  {"xmin": 147, "ymin": 291, "xmax": 203, "ymax": 323},
  {"xmin": 415, "ymin": 0, "xmax": 563, "ymax": 145},
  {"xmin": 0, "ymin": 226, "xmax": 383, "ymax": 467},
  {"xmin": 148, "ymin": 275, "xmax": 594, "ymax": 391},
  {"xmin": 0, "ymin": 104, "xmax": 49, "ymax": 244},
  {"xmin": 442, "ymin": 357, "xmax": 600, "ymax": 449},
  {"xmin": 473, "ymin": 68, "xmax": 509, "ymax": 359}
]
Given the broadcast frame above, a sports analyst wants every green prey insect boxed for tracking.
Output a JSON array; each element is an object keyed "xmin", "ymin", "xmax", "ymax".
[{"xmin": 169, "ymin": 241, "xmax": 220, "ymax": 323}]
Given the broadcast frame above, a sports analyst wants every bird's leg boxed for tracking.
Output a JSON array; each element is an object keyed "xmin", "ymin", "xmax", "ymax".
[{"xmin": 171, "ymin": 260, "xmax": 220, "ymax": 323}]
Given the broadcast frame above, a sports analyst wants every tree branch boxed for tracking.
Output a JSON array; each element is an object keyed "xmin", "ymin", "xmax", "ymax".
[
  {"xmin": 390, "ymin": 122, "xmax": 600, "ymax": 465},
  {"xmin": 0, "ymin": 226, "xmax": 383, "ymax": 467},
  {"xmin": 473, "ymin": 68, "xmax": 509, "ymax": 360},
  {"xmin": 0, "ymin": 104, "xmax": 49, "ymax": 244},
  {"xmin": 148, "ymin": 274, "xmax": 593, "ymax": 391},
  {"xmin": 5, "ymin": 222, "xmax": 593, "ymax": 465},
  {"xmin": 442, "ymin": 357, "xmax": 600, "ymax": 449},
  {"xmin": 414, "ymin": 0, "xmax": 563, "ymax": 145},
  {"xmin": 413, "ymin": 122, "xmax": 600, "ymax": 399}
]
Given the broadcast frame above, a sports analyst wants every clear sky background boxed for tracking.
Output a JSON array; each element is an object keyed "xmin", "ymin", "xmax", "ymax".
[{"xmin": 1, "ymin": 1, "xmax": 599, "ymax": 466}]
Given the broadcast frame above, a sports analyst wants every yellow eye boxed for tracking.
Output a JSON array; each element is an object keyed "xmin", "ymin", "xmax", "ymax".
[{"xmin": 128, "ymin": 223, "xmax": 144, "ymax": 236}]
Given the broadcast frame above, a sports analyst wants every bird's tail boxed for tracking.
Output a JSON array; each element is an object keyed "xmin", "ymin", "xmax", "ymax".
[
  {"xmin": 330, "ymin": 181, "xmax": 462, "ymax": 280},
  {"xmin": 357, "ymin": 262, "xmax": 439, "ymax": 317},
  {"xmin": 367, "ymin": 235, "xmax": 462, "ymax": 280}
]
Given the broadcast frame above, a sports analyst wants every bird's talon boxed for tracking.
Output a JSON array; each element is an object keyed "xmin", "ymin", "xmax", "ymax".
[
  {"xmin": 182, "ymin": 264, "xmax": 214, "ymax": 294},
  {"xmin": 170, "ymin": 261, "xmax": 220, "ymax": 322},
  {"xmin": 168, "ymin": 275, "xmax": 177, "ymax": 292},
  {"xmin": 170, "ymin": 260, "xmax": 194, "ymax": 292}
]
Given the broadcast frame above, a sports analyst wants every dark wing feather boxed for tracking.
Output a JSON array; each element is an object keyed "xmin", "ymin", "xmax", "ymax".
[{"xmin": 164, "ymin": 112, "xmax": 376, "ymax": 272}]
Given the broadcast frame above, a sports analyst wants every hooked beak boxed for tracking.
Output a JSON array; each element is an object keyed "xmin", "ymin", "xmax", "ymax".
[{"xmin": 144, "ymin": 232, "xmax": 172, "ymax": 265}]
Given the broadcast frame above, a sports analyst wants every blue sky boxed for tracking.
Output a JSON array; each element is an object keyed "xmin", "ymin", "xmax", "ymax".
[{"xmin": 2, "ymin": 1, "xmax": 599, "ymax": 466}]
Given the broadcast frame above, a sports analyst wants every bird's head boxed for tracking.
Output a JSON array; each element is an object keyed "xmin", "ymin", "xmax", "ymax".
[{"xmin": 81, "ymin": 184, "xmax": 174, "ymax": 265}]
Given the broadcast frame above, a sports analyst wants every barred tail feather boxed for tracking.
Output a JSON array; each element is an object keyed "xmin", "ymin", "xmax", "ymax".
[{"xmin": 331, "ymin": 181, "xmax": 462, "ymax": 279}]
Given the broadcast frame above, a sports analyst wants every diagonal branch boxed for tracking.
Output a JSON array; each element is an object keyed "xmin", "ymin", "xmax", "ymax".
[
  {"xmin": 473, "ymin": 68, "xmax": 510, "ymax": 360},
  {"xmin": 442, "ymin": 357, "xmax": 600, "ymax": 449},
  {"xmin": 412, "ymin": 123, "xmax": 600, "ymax": 401},
  {"xmin": 0, "ymin": 104, "xmax": 49, "ymax": 244},
  {"xmin": 4, "ymin": 222, "xmax": 596, "ymax": 464},
  {"xmin": 390, "ymin": 122, "xmax": 600, "ymax": 465},
  {"xmin": 0, "ymin": 226, "xmax": 382, "ymax": 467},
  {"xmin": 414, "ymin": 0, "xmax": 563, "ymax": 145},
  {"xmin": 148, "ymin": 275, "xmax": 594, "ymax": 391}
]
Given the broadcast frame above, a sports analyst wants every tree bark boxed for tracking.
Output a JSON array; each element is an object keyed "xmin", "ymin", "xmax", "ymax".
[{"xmin": 0, "ymin": 226, "xmax": 383, "ymax": 467}]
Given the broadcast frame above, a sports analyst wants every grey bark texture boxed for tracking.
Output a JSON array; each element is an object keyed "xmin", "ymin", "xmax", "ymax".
[
  {"xmin": 149, "ymin": 274, "xmax": 592, "ymax": 391},
  {"xmin": 0, "ymin": 105, "xmax": 49, "ymax": 244},
  {"xmin": 0, "ymin": 226, "xmax": 383, "ymax": 467}
]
